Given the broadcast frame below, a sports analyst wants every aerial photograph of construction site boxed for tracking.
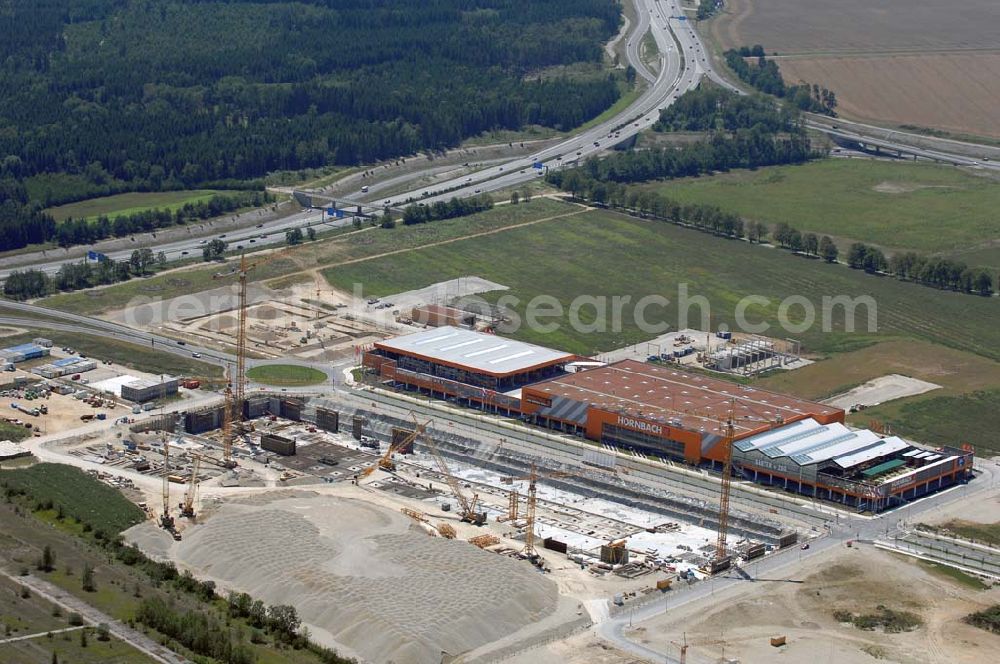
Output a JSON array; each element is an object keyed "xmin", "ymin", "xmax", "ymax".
[{"xmin": 1, "ymin": 1, "xmax": 999, "ymax": 664}]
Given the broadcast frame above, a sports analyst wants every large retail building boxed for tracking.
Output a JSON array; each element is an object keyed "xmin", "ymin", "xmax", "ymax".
[{"xmin": 364, "ymin": 327, "xmax": 974, "ymax": 511}]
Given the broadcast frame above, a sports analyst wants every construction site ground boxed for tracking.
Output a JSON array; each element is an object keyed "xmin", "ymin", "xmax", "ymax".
[
  {"xmin": 103, "ymin": 274, "xmax": 506, "ymax": 365},
  {"xmin": 124, "ymin": 488, "xmax": 586, "ymax": 664},
  {"xmin": 628, "ymin": 544, "xmax": 1000, "ymax": 664}
]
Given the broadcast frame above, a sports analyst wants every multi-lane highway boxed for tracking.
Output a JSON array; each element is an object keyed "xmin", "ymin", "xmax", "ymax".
[
  {"xmin": 0, "ymin": 205, "xmax": 354, "ymax": 280},
  {"xmin": 376, "ymin": 0, "xmax": 701, "ymax": 208},
  {"xmin": 0, "ymin": 300, "xmax": 339, "ymax": 386},
  {"xmin": 2, "ymin": 0, "xmax": 996, "ymax": 283}
]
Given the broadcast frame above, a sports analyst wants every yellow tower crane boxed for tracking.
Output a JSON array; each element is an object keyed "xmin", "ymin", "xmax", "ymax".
[
  {"xmin": 357, "ymin": 418, "xmax": 428, "ymax": 479},
  {"xmin": 712, "ymin": 398, "xmax": 783, "ymax": 562},
  {"xmin": 501, "ymin": 464, "xmax": 583, "ymax": 557},
  {"xmin": 417, "ymin": 427, "xmax": 486, "ymax": 525},
  {"xmin": 211, "ymin": 244, "xmax": 307, "ymax": 462}
]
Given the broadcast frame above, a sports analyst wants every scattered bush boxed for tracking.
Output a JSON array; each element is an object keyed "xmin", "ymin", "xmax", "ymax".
[
  {"xmin": 834, "ymin": 606, "xmax": 922, "ymax": 633},
  {"xmin": 965, "ymin": 605, "xmax": 1000, "ymax": 634}
]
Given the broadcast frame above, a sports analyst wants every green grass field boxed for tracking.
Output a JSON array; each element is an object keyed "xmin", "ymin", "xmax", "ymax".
[
  {"xmin": 246, "ymin": 365, "xmax": 327, "ymax": 387},
  {"xmin": 851, "ymin": 389, "xmax": 1000, "ymax": 456},
  {"xmin": 0, "ymin": 464, "xmax": 145, "ymax": 534},
  {"xmin": 0, "ymin": 636, "xmax": 158, "ymax": 664},
  {"xmin": 0, "ymin": 419, "xmax": 33, "ymax": 443},
  {"xmin": 647, "ymin": 160, "xmax": 1000, "ymax": 258},
  {"xmin": 917, "ymin": 559, "xmax": 991, "ymax": 591},
  {"xmin": 323, "ymin": 204, "xmax": 1000, "ymax": 361},
  {"xmin": 40, "ymin": 198, "xmax": 572, "ymax": 315},
  {"xmin": 44, "ymin": 190, "xmax": 228, "ymax": 222},
  {"xmin": 936, "ymin": 520, "xmax": 1000, "ymax": 548}
]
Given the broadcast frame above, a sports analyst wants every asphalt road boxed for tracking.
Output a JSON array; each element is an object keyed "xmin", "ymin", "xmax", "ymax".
[
  {"xmin": 0, "ymin": 300, "xmax": 339, "ymax": 387},
  {"xmin": 2, "ymin": 0, "xmax": 996, "ymax": 283},
  {"xmin": 0, "ymin": 206, "xmax": 355, "ymax": 281},
  {"xmin": 597, "ymin": 459, "xmax": 1000, "ymax": 663}
]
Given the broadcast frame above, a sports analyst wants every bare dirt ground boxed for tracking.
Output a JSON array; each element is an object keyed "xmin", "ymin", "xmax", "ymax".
[
  {"xmin": 824, "ymin": 374, "xmax": 941, "ymax": 410},
  {"xmin": 708, "ymin": 0, "xmax": 1000, "ymax": 139},
  {"xmin": 507, "ymin": 631, "xmax": 644, "ymax": 664},
  {"xmin": 631, "ymin": 544, "xmax": 1000, "ymax": 664}
]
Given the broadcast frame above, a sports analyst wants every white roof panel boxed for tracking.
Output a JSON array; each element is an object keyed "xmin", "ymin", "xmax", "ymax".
[
  {"xmin": 833, "ymin": 437, "xmax": 910, "ymax": 469},
  {"xmin": 794, "ymin": 430, "xmax": 884, "ymax": 465},
  {"xmin": 376, "ymin": 326, "xmax": 574, "ymax": 376},
  {"xmin": 735, "ymin": 418, "xmax": 824, "ymax": 452}
]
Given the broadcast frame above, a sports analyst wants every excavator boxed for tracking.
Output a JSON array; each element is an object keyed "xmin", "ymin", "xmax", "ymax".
[{"xmin": 357, "ymin": 418, "xmax": 428, "ymax": 479}]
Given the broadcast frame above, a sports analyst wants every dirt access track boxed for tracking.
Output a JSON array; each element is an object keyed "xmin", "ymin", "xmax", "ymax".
[
  {"xmin": 630, "ymin": 544, "xmax": 1000, "ymax": 664},
  {"xmin": 709, "ymin": 0, "xmax": 1000, "ymax": 139}
]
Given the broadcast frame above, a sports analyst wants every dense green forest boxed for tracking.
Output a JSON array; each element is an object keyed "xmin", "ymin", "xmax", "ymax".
[{"xmin": 0, "ymin": 0, "xmax": 623, "ymax": 250}]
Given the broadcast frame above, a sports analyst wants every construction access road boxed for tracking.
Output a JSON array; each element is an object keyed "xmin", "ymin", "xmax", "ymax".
[
  {"xmin": 594, "ymin": 457, "xmax": 1000, "ymax": 664},
  {"xmin": 4, "ymin": 571, "xmax": 192, "ymax": 664}
]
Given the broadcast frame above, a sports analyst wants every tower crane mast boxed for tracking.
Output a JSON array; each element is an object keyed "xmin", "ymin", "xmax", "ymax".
[
  {"xmin": 502, "ymin": 464, "xmax": 583, "ymax": 556},
  {"xmin": 212, "ymin": 244, "xmax": 303, "ymax": 464}
]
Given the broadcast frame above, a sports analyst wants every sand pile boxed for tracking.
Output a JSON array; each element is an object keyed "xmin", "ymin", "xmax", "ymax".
[{"xmin": 169, "ymin": 494, "xmax": 562, "ymax": 663}]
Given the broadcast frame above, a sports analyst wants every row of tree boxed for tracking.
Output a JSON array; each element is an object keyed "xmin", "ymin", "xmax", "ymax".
[
  {"xmin": 226, "ymin": 592, "xmax": 302, "ymax": 645},
  {"xmin": 0, "ymin": 187, "xmax": 271, "ymax": 252},
  {"xmin": 400, "ymin": 194, "xmax": 496, "ymax": 225},
  {"xmin": 696, "ymin": 0, "xmax": 722, "ymax": 20},
  {"xmin": 724, "ymin": 47, "xmax": 838, "ymax": 115},
  {"xmin": 3, "ymin": 249, "xmax": 168, "ymax": 300},
  {"xmin": 773, "ymin": 223, "xmax": 840, "ymax": 262},
  {"xmin": 545, "ymin": 173, "xmax": 994, "ymax": 296},
  {"xmin": 136, "ymin": 596, "xmax": 257, "ymax": 664},
  {"xmin": 52, "ymin": 191, "xmax": 273, "ymax": 248},
  {"xmin": 549, "ymin": 129, "xmax": 813, "ymax": 189},
  {"xmin": 847, "ymin": 243, "xmax": 994, "ymax": 295}
]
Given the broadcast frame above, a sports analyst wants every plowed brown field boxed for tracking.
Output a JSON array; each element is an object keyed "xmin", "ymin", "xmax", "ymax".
[
  {"xmin": 778, "ymin": 53, "xmax": 1000, "ymax": 139},
  {"xmin": 711, "ymin": 0, "xmax": 1000, "ymax": 54},
  {"xmin": 709, "ymin": 0, "xmax": 1000, "ymax": 139}
]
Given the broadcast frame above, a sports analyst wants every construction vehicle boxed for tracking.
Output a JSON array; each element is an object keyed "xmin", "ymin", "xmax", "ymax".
[
  {"xmin": 357, "ymin": 418, "xmax": 428, "ymax": 479},
  {"xmin": 159, "ymin": 439, "xmax": 175, "ymax": 532},
  {"xmin": 179, "ymin": 454, "xmax": 202, "ymax": 519},
  {"xmin": 417, "ymin": 428, "xmax": 487, "ymax": 525}
]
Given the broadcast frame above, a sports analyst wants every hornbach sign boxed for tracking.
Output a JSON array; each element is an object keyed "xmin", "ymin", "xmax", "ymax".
[{"xmin": 617, "ymin": 415, "xmax": 663, "ymax": 436}]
